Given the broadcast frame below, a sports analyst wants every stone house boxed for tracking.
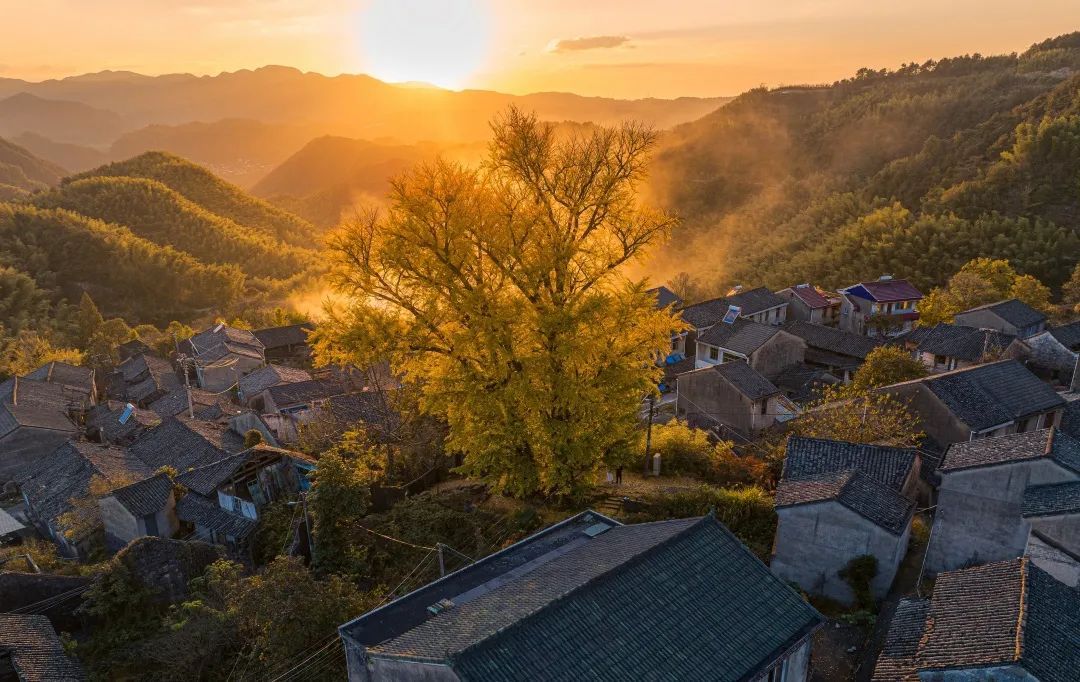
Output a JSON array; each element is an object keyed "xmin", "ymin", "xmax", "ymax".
[
  {"xmin": 180, "ymin": 324, "xmax": 265, "ymax": 392},
  {"xmin": 771, "ymin": 436, "xmax": 919, "ymax": 604},
  {"xmin": 17, "ymin": 441, "xmax": 153, "ymax": 558},
  {"xmin": 237, "ymin": 364, "xmax": 312, "ymax": 406},
  {"xmin": 109, "ymin": 352, "xmax": 180, "ymax": 407},
  {"xmin": 777, "ymin": 284, "xmax": 842, "ymax": 326},
  {"xmin": 954, "ymin": 298, "xmax": 1047, "ymax": 339},
  {"xmin": 253, "ymin": 378, "xmax": 349, "ymax": 443},
  {"xmin": 923, "ymin": 428, "xmax": 1080, "ymax": 575},
  {"xmin": 339, "ymin": 512, "xmax": 824, "ymax": 682},
  {"xmin": 676, "ymin": 360, "xmax": 796, "ymax": 436},
  {"xmin": 0, "ymin": 613, "xmax": 85, "ymax": 681},
  {"xmin": 782, "ymin": 321, "xmax": 881, "ymax": 382},
  {"xmin": 1024, "ymin": 321, "xmax": 1080, "ymax": 385},
  {"xmin": 24, "ymin": 361, "xmax": 96, "ymax": 407},
  {"xmin": 145, "ymin": 385, "xmax": 233, "ymax": 421},
  {"xmin": 0, "ymin": 378, "xmax": 80, "ymax": 482},
  {"xmin": 694, "ymin": 318, "xmax": 806, "ymax": 377},
  {"xmin": 252, "ymin": 323, "xmax": 315, "ymax": 363},
  {"xmin": 99, "ymin": 473, "xmax": 178, "ymax": 553},
  {"xmin": 881, "ymin": 360, "xmax": 1066, "ymax": 446},
  {"xmin": 871, "ymin": 558, "xmax": 1077, "ymax": 681},
  {"xmin": 892, "ymin": 323, "xmax": 1019, "ymax": 373},
  {"xmin": 839, "ymin": 276, "xmax": 923, "ymax": 338}
]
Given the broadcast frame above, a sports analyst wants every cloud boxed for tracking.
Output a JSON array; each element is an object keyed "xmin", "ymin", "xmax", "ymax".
[{"xmin": 546, "ymin": 35, "xmax": 630, "ymax": 53}]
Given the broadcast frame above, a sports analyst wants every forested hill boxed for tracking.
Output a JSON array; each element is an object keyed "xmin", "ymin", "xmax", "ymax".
[
  {"xmin": 0, "ymin": 136, "xmax": 65, "ymax": 199},
  {"xmin": 0, "ymin": 153, "xmax": 320, "ymax": 326},
  {"xmin": 648, "ymin": 32, "xmax": 1080, "ymax": 294}
]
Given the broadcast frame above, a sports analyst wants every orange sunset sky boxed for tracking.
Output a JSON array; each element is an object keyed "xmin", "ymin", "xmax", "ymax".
[{"xmin": 5, "ymin": 1, "xmax": 1080, "ymax": 98}]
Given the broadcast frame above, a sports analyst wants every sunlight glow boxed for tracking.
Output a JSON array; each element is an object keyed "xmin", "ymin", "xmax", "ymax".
[{"xmin": 355, "ymin": 0, "xmax": 492, "ymax": 89}]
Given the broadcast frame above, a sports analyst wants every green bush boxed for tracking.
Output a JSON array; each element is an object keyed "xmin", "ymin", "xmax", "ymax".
[{"xmin": 839, "ymin": 554, "xmax": 878, "ymax": 610}]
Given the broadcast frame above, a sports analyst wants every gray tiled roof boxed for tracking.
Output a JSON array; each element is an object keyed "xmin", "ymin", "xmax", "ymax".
[
  {"xmin": 0, "ymin": 613, "xmax": 85, "ymax": 681},
  {"xmin": 711, "ymin": 360, "xmax": 780, "ymax": 400},
  {"xmin": 109, "ymin": 472, "xmax": 173, "ymax": 517},
  {"xmin": 86, "ymin": 401, "xmax": 160, "ymax": 444},
  {"xmin": 129, "ymin": 417, "xmax": 243, "ymax": 472},
  {"xmin": 783, "ymin": 436, "xmax": 917, "ymax": 490},
  {"xmin": 915, "ymin": 558, "xmax": 1079, "ymax": 682},
  {"xmin": 921, "ymin": 360, "xmax": 1065, "ymax": 432},
  {"xmin": 252, "ymin": 323, "xmax": 313, "ymax": 350},
  {"xmin": 176, "ymin": 452, "xmax": 248, "ymax": 496},
  {"xmin": 24, "ymin": 362, "xmax": 95, "ymax": 395},
  {"xmin": 1048, "ymin": 320, "xmax": 1080, "ymax": 350},
  {"xmin": 119, "ymin": 353, "xmax": 181, "ymax": 404},
  {"xmin": 956, "ymin": 298, "xmax": 1047, "ymax": 329},
  {"xmin": 146, "ymin": 386, "xmax": 231, "ymax": 420},
  {"xmin": 678, "ymin": 287, "xmax": 787, "ymax": 329},
  {"xmin": 895, "ymin": 323, "xmax": 1015, "ymax": 362},
  {"xmin": 783, "ymin": 321, "xmax": 881, "ymax": 359},
  {"xmin": 775, "ymin": 469, "xmax": 914, "ymax": 534},
  {"xmin": 175, "ymin": 492, "xmax": 256, "ymax": 540},
  {"xmin": 1062, "ymin": 398, "xmax": 1080, "ymax": 439},
  {"xmin": 646, "ymin": 286, "xmax": 683, "ymax": 309},
  {"xmin": 266, "ymin": 378, "xmax": 346, "ymax": 407},
  {"xmin": 372, "ymin": 516, "xmax": 823, "ymax": 682},
  {"xmin": 1022, "ymin": 480, "xmax": 1080, "ymax": 518},
  {"xmin": 871, "ymin": 598, "xmax": 930, "ymax": 682},
  {"xmin": 941, "ymin": 428, "xmax": 1080, "ymax": 474},
  {"xmin": 238, "ymin": 364, "xmax": 311, "ymax": 399},
  {"xmin": 697, "ymin": 318, "xmax": 781, "ymax": 356}
]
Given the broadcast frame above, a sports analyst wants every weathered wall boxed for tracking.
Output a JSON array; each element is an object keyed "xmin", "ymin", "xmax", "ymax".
[
  {"xmin": 99, "ymin": 495, "xmax": 140, "ymax": 552},
  {"xmin": 953, "ymin": 309, "xmax": 1019, "ymax": 336},
  {"xmin": 114, "ymin": 537, "xmax": 225, "ymax": 604},
  {"xmin": 748, "ymin": 637, "xmax": 813, "ymax": 682},
  {"xmin": 750, "ymin": 332, "xmax": 806, "ymax": 380},
  {"xmin": 924, "ymin": 460, "xmax": 1078, "ymax": 574},
  {"xmin": 771, "ymin": 502, "xmax": 909, "ymax": 604},
  {"xmin": 677, "ymin": 370, "xmax": 755, "ymax": 434},
  {"xmin": 882, "ymin": 383, "xmax": 972, "ymax": 447},
  {"xmin": 1025, "ymin": 531, "xmax": 1080, "ymax": 587},
  {"xmin": 367, "ymin": 658, "xmax": 461, "ymax": 682}
]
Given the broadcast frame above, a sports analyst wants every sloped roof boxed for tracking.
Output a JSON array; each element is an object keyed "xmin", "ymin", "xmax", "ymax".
[
  {"xmin": 1022, "ymin": 480, "xmax": 1080, "ymax": 518},
  {"xmin": 174, "ymin": 493, "xmax": 256, "ymax": 540},
  {"xmin": 146, "ymin": 386, "xmax": 232, "ymax": 420},
  {"xmin": 941, "ymin": 428, "xmax": 1080, "ymax": 474},
  {"xmin": 0, "ymin": 613, "xmax": 84, "ymax": 681},
  {"xmin": 266, "ymin": 378, "xmax": 346, "ymax": 406},
  {"xmin": 238, "ymin": 364, "xmax": 311, "ymax": 399},
  {"xmin": 678, "ymin": 287, "xmax": 787, "ymax": 329},
  {"xmin": 252, "ymin": 323, "xmax": 313, "ymax": 350},
  {"xmin": 109, "ymin": 472, "xmax": 173, "ymax": 517},
  {"xmin": 843, "ymin": 278, "xmax": 923, "ymax": 302},
  {"xmin": 914, "ymin": 558, "xmax": 1078, "ymax": 681},
  {"xmin": 0, "ymin": 507, "xmax": 26, "ymax": 536},
  {"xmin": 871, "ymin": 597, "xmax": 930, "ymax": 682},
  {"xmin": 368, "ymin": 516, "xmax": 823, "ymax": 681},
  {"xmin": 919, "ymin": 360, "xmax": 1065, "ymax": 432},
  {"xmin": 120, "ymin": 354, "xmax": 181, "ymax": 403},
  {"xmin": 182, "ymin": 325, "xmax": 264, "ymax": 363},
  {"xmin": 24, "ymin": 362, "xmax": 94, "ymax": 394},
  {"xmin": 775, "ymin": 469, "xmax": 914, "ymax": 534},
  {"xmin": 129, "ymin": 417, "xmax": 243, "ymax": 472},
  {"xmin": 645, "ymin": 286, "xmax": 683, "ymax": 309},
  {"xmin": 782, "ymin": 284, "xmax": 839, "ymax": 310},
  {"xmin": 1048, "ymin": 321, "xmax": 1080, "ymax": 350},
  {"xmin": 1062, "ymin": 397, "xmax": 1080, "ymax": 439},
  {"xmin": 0, "ymin": 377, "xmax": 77, "ymax": 436},
  {"xmin": 86, "ymin": 401, "xmax": 160, "ymax": 444},
  {"xmin": 697, "ymin": 318, "xmax": 783, "ymax": 356},
  {"xmin": 711, "ymin": 360, "xmax": 780, "ymax": 401},
  {"xmin": 896, "ymin": 323, "xmax": 1015, "ymax": 362},
  {"xmin": 783, "ymin": 321, "xmax": 880, "ymax": 359},
  {"xmin": 956, "ymin": 299, "xmax": 1047, "ymax": 329},
  {"xmin": 783, "ymin": 436, "xmax": 917, "ymax": 490}
]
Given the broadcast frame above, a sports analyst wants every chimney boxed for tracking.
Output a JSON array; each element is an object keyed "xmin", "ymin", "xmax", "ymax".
[{"xmin": 879, "ymin": 274, "xmax": 893, "ymax": 281}]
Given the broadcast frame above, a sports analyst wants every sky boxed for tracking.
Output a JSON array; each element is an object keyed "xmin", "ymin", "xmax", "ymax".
[{"xmin": 3, "ymin": 1, "xmax": 1080, "ymax": 98}]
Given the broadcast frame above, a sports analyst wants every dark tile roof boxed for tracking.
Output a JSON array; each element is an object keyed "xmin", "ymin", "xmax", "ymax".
[
  {"xmin": 957, "ymin": 298, "xmax": 1047, "ymax": 329},
  {"xmin": 783, "ymin": 436, "xmax": 917, "ymax": 490},
  {"xmin": 146, "ymin": 386, "xmax": 233, "ymax": 420},
  {"xmin": 367, "ymin": 516, "xmax": 823, "ymax": 681},
  {"xmin": 176, "ymin": 453, "xmax": 248, "ymax": 496},
  {"xmin": 129, "ymin": 417, "xmax": 243, "ymax": 472},
  {"xmin": 109, "ymin": 472, "xmax": 173, "ymax": 517},
  {"xmin": 662, "ymin": 356, "xmax": 698, "ymax": 383},
  {"xmin": 783, "ymin": 321, "xmax": 880, "ymax": 359},
  {"xmin": 182, "ymin": 325, "xmax": 264, "ymax": 363},
  {"xmin": 844, "ymin": 278, "xmax": 924, "ymax": 302},
  {"xmin": 920, "ymin": 360, "xmax": 1065, "ymax": 432},
  {"xmin": 871, "ymin": 598, "xmax": 930, "ymax": 682},
  {"xmin": 646, "ymin": 285, "xmax": 683, "ymax": 309},
  {"xmin": 87, "ymin": 401, "xmax": 160, "ymax": 444},
  {"xmin": 710, "ymin": 360, "xmax": 780, "ymax": 400},
  {"xmin": 1062, "ymin": 398, "xmax": 1080, "ymax": 439},
  {"xmin": 327, "ymin": 392, "xmax": 399, "ymax": 431},
  {"xmin": 0, "ymin": 613, "xmax": 85, "ymax": 681},
  {"xmin": 895, "ymin": 323, "xmax": 1015, "ymax": 362},
  {"xmin": 266, "ymin": 378, "xmax": 346, "ymax": 407},
  {"xmin": 1022, "ymin": 480, "xmax": 1080, "ymax": 518},
  {"xmin": 117, "ymin": 338, "xmax": 153, "ymax": 361},
  {"xmin": 916, "ymin": 558, "xmax": 1079, "ymax": 682},
  {"xmin": 697, "ymin": 318, "xmax": 782, "ymax": 356},
  {"xmin": 782, "ymin": 283, "xmax": 838, "ymax": 309},
  {"xmin": 24, "ymin": 362, "xmax": 94, "ymax": 395},
  {"xmin": 774, "ymin": 363, "xmax": 835, "ymax": 403},
  {"xmin": 175, "ymin": 492, "xmax": 256, "ymax": 540},
  {"xmin": 678, "ymin": 287, "xmax": 787, "ymax": 329},
  {"xmin": 775, "ymin": 469, "xmax": 914, "ymax": 534},
  {"xmin": 17, "ymin": 441, "xmax": 153, "ymax": 531},
  {"xmin": 252, "ymin": 323, "xmax": 314, "ymax": 350},
  {"xmin": 1048, "ymin": 321, "xmax": 1080, "ymax": 350},
  {"xmin": 118, "ymin": 353, "xmax": 181, "ymax": 403},
  {"xmin": 238, "ymin": 364, "xmax": 311, "ymax": 399},
  {"xmin": 941, "ymin": 428, "xmax": 1080, "ymax": 474},
  {"xmin": 0, "ymin": 399, "xmax": 77, "ymax": 436}
]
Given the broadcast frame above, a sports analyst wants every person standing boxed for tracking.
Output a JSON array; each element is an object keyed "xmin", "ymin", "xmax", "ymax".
[{"xmin": 615, "ymin": 465, "xmax": 624, "ymax": 485}]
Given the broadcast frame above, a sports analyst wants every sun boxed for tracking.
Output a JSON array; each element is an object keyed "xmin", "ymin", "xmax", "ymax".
[{"xmin": 355, "ymin": 0, "xmax": 492, "ymax": 90}]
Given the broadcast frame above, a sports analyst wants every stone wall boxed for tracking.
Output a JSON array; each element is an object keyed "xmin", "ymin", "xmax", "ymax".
[{"xmin": 114, "ymin": 537, "xmax": 225, "ymax": 604}]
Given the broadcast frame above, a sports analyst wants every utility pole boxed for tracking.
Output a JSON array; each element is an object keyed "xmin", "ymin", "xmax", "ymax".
[
  {"xmin": 301, "ymin": 492, "xmax": 314, "ymax": 557},
  {"xmin": 179, "ymin": 355, "xmax": 195, "ymax": 419},
  {"xmin": 436, "ymin": 543, "xmax": 446, "ymax": 577},
  {"xmin": 643, "ymin": 395, "xmax": 655, "ymax": 474}
]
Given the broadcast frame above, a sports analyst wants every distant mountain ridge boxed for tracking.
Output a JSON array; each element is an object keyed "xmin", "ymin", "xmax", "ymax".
[{"xmin": 0, "ymin": 136, "xmax": 65, "ymax": 198}]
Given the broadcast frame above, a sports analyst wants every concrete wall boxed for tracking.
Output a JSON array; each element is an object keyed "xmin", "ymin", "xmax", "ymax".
[
  {"xmin": 882, "ymin": 383, "xmax": 973, "ymax": 447},
  {"xmin": 1025, "ymin": 531, "xmax": 1080, "ymax": 587},
  {"xmin": 749, "ymin": 637, "xmax": 813, "ymax": 682},
  {"xmin": 924, "ymin": 460, "xmax": 1078, "ymax": 574},
  {"xmin": 749, "ymin": 332, "xmax": 806, "ymax": 380},
  {"xmin": 771, "ymin": 501, "xmax": 910, "ymax": 604},
  {"xmin": 953, "ymin": 309, "xmax": 1046, "ymax": 339},
  {"xmin": 917, "ymin": 664, "xmax": 1038, "ymax": 681},
  {"xmin": 197, "ymin": 354, "xmax": 263, "ymax": 392},
  {"xmin": 677, "ymin": 370, "xmax": 771, "ymax": 435},
  {"xmin": 100, "ymin": 496, "xmax": 140, "ymax": 552}
]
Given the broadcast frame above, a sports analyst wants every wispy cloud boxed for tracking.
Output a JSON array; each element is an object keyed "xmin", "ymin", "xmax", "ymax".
[{"xmin": 546, "ymin": 35, "xmax": 630, "ymax": 53}]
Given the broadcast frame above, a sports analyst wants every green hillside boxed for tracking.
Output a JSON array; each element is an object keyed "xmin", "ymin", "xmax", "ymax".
[
  {"xmin": 649, "ymin": 33, "xmax": 1080, "ymax": 293},
  {"xmin": 0, "ymin": 136, "xmax": 66, "ymax": 196},
  {"xmin": 36, "ymin": 176, "xmax": 316, "ymax": 280},
  {"xmin": 67, "ymin": 151, "xmax": 319, "ymax": 246}
]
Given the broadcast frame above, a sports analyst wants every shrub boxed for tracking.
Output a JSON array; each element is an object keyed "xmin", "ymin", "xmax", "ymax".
[{"xmin": 839, "ymin": 554, "xmax": 878, "ymax": 610}]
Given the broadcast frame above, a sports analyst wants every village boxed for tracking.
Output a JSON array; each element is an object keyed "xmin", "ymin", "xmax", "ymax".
[{"xmin": 0, "ymin": 264, "xmax": 1076, "ymax": 681}]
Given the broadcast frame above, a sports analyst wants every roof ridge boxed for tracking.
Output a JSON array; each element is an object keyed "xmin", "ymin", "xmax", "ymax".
[
  {"xmin": 449, "ymin": 516, "xmax": 712, "ymax": 664},
  {"xmin": 1014, "ymin": 557, "xmax": 1029, "ymax": 664}
]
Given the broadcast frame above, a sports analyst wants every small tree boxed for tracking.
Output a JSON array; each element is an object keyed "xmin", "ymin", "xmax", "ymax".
[
  {"xmin": 309, "ymin": 449, "xmax": 374, "ymax": 578},
  {"xmin": 849, "ymin": 346, "xmax": 927, "ymax": 392},
  {"xmin": 793, "ymin": 386, "xmax": 924, "ymax": 448},
  {"xmin": 839, "ymin": 554, "xmax": 878, "ymax": 610},
  {"xmin": 74, "ymin": 292, "xmax": 105, "ymax": 347}
]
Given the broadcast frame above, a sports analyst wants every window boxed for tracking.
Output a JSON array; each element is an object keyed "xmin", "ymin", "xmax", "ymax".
[
  {"xmin": 709, "ymin": 346, "xmax": 719, "ymax": 361},
  {"xmin": 760, "ymin": 400, "xmax": 768, "ymax": 415}
]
